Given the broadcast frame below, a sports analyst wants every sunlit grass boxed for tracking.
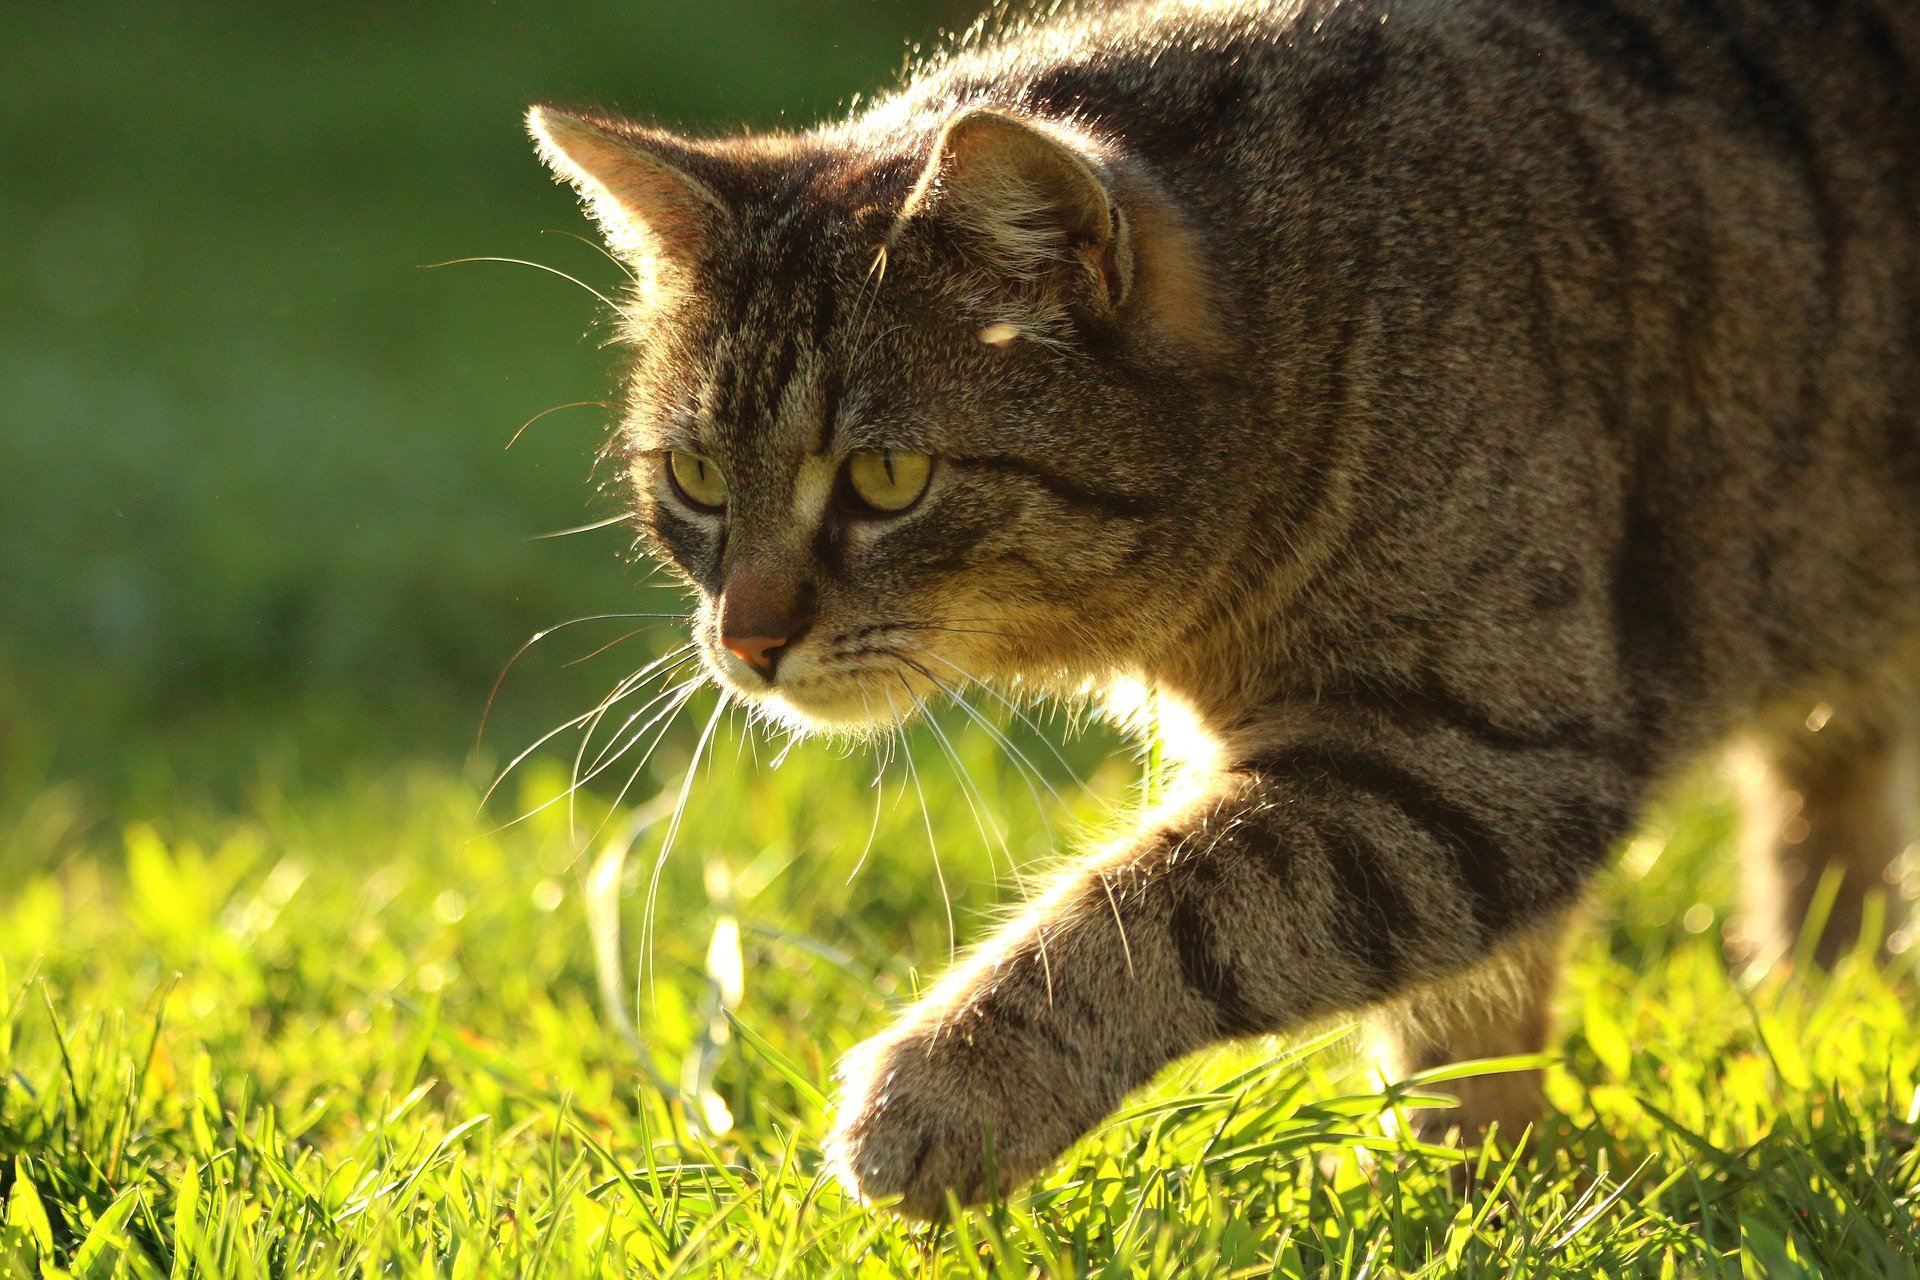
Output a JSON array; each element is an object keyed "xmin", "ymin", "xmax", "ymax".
[{"xmin": 2, "ymin": 708, "xmax": 1917, "ymax": 1277}]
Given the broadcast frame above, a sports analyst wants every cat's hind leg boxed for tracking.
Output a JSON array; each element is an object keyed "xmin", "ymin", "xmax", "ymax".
[
  {"xmin": 1728, "ymin": 693, "xmax": 1919, "ymax": 969},
  {"xmin": 1368, "ymin": 924, "xmax": 1565, "ymax": 1146}
]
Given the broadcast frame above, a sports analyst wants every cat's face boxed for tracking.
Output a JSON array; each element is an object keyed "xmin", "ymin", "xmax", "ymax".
[{"xmin": 532, "ymin": 107, "xmax": 1233, "ymax": 732}]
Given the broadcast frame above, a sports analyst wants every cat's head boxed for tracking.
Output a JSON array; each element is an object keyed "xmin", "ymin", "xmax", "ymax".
[{"xmin": 529, "ymin": 103, "xmax": 1236, "ymax": 734}]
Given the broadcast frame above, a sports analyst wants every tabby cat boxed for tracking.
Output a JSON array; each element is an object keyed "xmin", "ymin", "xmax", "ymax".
[{"xmin": 528, "ymin": 0, "xmax": 1920, "ymax": 1218}]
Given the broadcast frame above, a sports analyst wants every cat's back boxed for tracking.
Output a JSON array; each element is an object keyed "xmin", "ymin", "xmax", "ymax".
[
  {"xmin": 863, "ymin": 0, "xmax": 1920, "ymax": 241},
  {"xmin": 879, "ymin": 0, "xmax": 1920, "ymax": 143}
]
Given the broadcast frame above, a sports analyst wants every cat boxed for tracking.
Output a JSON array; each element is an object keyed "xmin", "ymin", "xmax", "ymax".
[{"xmin": 528, "ymin": 0, "xmax": 1920, "ymax": 1219}]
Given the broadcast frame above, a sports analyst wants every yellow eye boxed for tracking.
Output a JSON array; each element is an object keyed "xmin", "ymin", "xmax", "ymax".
[
  {"xmin": 845, "ymin": 449, "xmax": 932, "ymax": 513},
  {"xmin": 667, "ymin": 451, "xmax": 727, "ymax": 510}
]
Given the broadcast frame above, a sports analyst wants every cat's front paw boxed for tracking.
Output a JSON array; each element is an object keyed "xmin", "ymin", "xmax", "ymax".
[{"xmin": 826, "ymin": 1015, "xmax": 1093, "ymax": 1219}]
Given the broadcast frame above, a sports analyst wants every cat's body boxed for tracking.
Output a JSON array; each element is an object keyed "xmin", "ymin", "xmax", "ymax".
[{"xmin": 530, "ymin": 0, "xmax": 1920, "ymax": 1217}]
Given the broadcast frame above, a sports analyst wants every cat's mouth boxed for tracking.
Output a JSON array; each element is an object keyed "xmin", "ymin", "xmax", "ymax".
[{"xmin": 702, "ymin": 634, "xmax": 946, "ymax": 733}]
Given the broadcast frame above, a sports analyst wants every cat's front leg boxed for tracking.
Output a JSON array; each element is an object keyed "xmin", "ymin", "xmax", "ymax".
[{"xmin": 829, "ymin": 728, "xmax": 1632, "ymax": 1217}]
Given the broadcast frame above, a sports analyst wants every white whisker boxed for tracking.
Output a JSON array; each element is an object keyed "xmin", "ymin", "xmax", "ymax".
[
  {"xmin": 506, "ymin": 399, "xmax": 609, "ymax": 450},
  {"xmin": 568, "ymin": 643, "xmax": 698, "ymax": 771},
  {"xmin": 567, "ymin": 667, "xmax": 707, "ymax": 837},
  {"xmin": 481, "ymin": 642, "xmax": 694, "ymax": 816},
  {"xmin": 846, "ymin": 755, "xmax": 890, "ymax": 887},
  {"xmin": 420, "ymin": 254, "xmax": 620, "ymax": 310},
  {"xmin": 530, "ymin": 514, "xmax": 632, "ymax": 541},
  {"xmin": 913, "ymin": 689, "xmax": 1055, "ymax": 997},
  {"xmin": 478, "ymin": 613, "xmax": 688, "ymax": 749},
  {"xmin": 589, "ymin": 677, "xmax": 708, "ymax": 838},
  {"xmin": 895, "ymin": 651, "xmax": 1072, "ymax": 871},
  {"xmin": 892, "ymin": 682, "xmax": 956, "ymax": 961},
  {"xmin": 640, "ymin": 693, "xmax": 731, "ymax": 1010},
  {"xmin": 919, "ymin": 649, "xmax": 1089, "ymax": 793},
  {"xmin": 539, "ymin": 227, "xmax": 640, "ymax": 282}
]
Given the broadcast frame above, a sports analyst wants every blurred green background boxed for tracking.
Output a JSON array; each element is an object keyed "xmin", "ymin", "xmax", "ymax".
[{"xmin": 0, "ymin": 0, "xmax": 972, "ymax": 798}]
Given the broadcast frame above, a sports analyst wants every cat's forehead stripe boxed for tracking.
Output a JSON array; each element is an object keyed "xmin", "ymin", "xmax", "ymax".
[{"xmin": 706, "ymin": 231, "xmax": 849, "ymax": 456}]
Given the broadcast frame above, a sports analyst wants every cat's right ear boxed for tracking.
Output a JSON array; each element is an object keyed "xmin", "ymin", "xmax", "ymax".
[{"xmin": 527, "ymin": 106, "xmax": 726, "ymax": 296}]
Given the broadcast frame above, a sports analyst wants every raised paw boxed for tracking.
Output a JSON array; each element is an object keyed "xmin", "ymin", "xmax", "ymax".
[{"xmin": 826, "ymin": 1009, "xmax": 1107, "ymax": 1219}]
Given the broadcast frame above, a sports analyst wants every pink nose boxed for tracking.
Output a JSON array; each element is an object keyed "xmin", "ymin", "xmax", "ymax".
[
  {"xmin": 718, "ymin": 565, "xmax": 812, "ymax": 680},
  {"xmin": 722, "ymin": 633, "xmax": 790, "ymax": 675}
]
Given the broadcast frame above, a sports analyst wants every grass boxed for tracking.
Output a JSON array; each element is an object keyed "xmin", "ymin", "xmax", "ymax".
[{"xmin": 2, "ymin": 692, "xmax": 1918, "ymax": 1277}]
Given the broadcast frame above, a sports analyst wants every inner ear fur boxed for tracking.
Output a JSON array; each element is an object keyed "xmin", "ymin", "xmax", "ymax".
[
  {"xmin": 527, "ymin": 105, "xmax": 727, "ymax": 297},
  {"xmin": 898, "ymin": 107, "xmax": 1133, "ymax": 313}
]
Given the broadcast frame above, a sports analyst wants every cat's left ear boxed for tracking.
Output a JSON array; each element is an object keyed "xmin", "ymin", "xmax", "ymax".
[
  {"xmin": 898, "ymin": 108, "xmax": 1132, "ymax": 314},
  {"xmin": 527, "ymin": 105, "xmax": 726, "ymax": 296}
]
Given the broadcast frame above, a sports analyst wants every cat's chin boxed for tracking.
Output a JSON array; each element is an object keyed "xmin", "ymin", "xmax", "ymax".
[
  {"xmin": 746, "ymin": 685, "xmax": 910, "ymax": 739},
  {"xmin": 701, "ymin": 643, "xmax": 945, "ymax": 736},
  {"xmin": 714, "ymin": 671, "xmax": 926, "ymax": 739}
]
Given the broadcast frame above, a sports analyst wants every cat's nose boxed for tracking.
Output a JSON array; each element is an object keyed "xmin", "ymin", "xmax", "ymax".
[
  {"xmin": 718, "ymin": 570, "xmax": 813, "ymax": 680},
  {"xmin": 722, "ymin": 632, "xmax": 793, "ymax": 677}
]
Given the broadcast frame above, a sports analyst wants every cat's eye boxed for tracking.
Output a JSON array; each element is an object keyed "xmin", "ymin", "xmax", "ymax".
[
  {"xmin": 845, "ymin": 449, "xmax": 933, "ymax": 513},
  {"xmin": 667, "ymin": 450, "xmax": 728, "ymax": 511}
]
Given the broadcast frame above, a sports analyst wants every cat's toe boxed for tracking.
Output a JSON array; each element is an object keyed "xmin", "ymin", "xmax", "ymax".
[
  {"xmin": 828, "ymin": 1026, "xmax": 1060, "ymax": 1219},
  {"xmin": 828, "ymin": 1032, "xmax": 977, "ymax": 1218}
]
